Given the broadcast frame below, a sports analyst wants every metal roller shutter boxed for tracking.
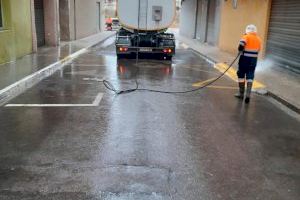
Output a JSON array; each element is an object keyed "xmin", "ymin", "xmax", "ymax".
[
  {"xmin": 266, "ymin": 0, "xmax": 300, "ymax": 73},
  {"xmin": 34, "ymin": 0, "xmax": 45, "ymax": 47}
]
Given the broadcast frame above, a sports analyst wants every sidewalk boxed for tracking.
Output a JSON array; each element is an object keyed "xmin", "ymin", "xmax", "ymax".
[
  {"xmin": 174, "ymin": 30, "xmax": 300, "ymax": 113},
  {"xmin": 0, "ymin": 31, "xmax": 115, "ymax": 105}
]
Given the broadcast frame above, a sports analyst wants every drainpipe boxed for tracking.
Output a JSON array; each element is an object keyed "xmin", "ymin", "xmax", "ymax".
[
  {"xmin": 74, "ymin": 0, "xmax": 77, "ymax": 40},
  {"xmin": 194, "ymin": 0, "xmax": 199, "ymax": 39},
  {"xmin": 233, "ymin": 0, "xmax": 238, "ymax": 9},
  {"xmin": 30, "ymin": 0, "xmax": 37, "ymax": 52}
]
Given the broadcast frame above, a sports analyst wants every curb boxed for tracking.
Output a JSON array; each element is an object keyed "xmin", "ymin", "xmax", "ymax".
[
  {"xmin": 0, "ymin": 33, "xmax": 114, "ymax": 106},
  {"xmin": 189, "ymin": 48, "xmax": 300, "ymax": 115},
  {"xmin": 267, "ymin": 92, "xmax": 300, "ymax": 114}
]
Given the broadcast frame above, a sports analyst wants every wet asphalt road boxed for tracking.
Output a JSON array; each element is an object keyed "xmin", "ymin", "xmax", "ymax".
[{"xmin": 0, "ymin": 37, "xmax": 300, "ymax": 200}]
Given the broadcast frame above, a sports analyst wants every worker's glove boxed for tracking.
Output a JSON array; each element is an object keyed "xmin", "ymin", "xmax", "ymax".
[{"xmin": 238, "ymin": 45, "xmax": 245, "ymax": 52}]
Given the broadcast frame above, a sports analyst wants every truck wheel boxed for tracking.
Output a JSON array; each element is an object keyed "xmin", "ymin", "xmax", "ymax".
[{"xmin": 165, "ymin": 56, "xmax": 172, "ymax": 60}]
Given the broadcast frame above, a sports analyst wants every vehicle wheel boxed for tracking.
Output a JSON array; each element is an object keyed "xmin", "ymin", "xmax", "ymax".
[
  {"xmin": 117, "ymin": 54, "xmax": 123, "ymax": 59},
  {"xmin": 165, "ymin": 56, "xmax": 172, "ymax": 61}
]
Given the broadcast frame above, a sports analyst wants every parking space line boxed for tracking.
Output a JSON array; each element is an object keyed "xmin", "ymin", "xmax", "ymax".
[
  {"xmin": 214, "ymin": 63, "xmax": 266, "ymax": 89},
  {"xmin": 206, "ymin": 86, "xmax": 238, "ymax": 90},
  {"xmin": 192, "ymin": 63, "xmax": 266, "ymax": 89},
  {"xmin": 192, "ymin": 78, "xmax": 217, "ymax": 87},
  {"xmin": 5, "ymin": 104, "xmax": 96, "ymax": 107},
  {"xmin": 92, "ymin": 93, "xmax": 104, "ymax": 106},
  {"xmin": 180, "ymin": 43, "xmax": 189, "ymax": 49},
  {"xmin": 5, "ymin": 93, "xmax": 104, "ymax": 108}
]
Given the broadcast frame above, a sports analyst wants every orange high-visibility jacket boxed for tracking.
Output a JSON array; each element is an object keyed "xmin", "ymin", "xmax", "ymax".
[
  {"xmin": 106, "ymin": 18, "xmax": 112, "ymax": 24},
  {"xmin": 239, "ymin": 33, "xmax": 262, "ymax": 58}
]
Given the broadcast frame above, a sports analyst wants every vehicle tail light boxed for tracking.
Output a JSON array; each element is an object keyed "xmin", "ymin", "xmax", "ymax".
[
  {"xmin": 163, "ymin": 48, "xmax": 172, "ymax": 53},
  {"xmin": 119, "ymin": 47, "xmax": 128, "ymax": 52}
]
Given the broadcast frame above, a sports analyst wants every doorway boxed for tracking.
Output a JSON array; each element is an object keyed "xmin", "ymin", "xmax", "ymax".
[
  {"xmin": 97, "ymin": 2, "xmax": 101, "ymax": 31},
  {"xmin": 34, "ymin": 0, "xmax": 45, "ymax": 47}
]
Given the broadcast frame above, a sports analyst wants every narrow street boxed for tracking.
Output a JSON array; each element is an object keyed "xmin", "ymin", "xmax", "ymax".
[{"xmin": 0, "ymin": 37, "xmax": 299, "ymax": 200}]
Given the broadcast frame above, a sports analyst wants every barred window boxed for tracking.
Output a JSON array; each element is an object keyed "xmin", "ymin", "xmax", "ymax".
[{"xmin": 0, "ymin": 1, "xmax": 3, "ymax": 29}]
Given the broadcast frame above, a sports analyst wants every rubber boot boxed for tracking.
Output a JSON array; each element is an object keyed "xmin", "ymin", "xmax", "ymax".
[
  {"xmin": 245, "ymin": 82, "xmax": 253, "ymax": 104},
  {"xmin": 234, "ymin": 82, "xmax": 245, "ymax": 99}
]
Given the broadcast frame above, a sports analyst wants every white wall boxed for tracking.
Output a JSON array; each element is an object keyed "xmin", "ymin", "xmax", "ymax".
[
  {"xmin": 74, "ymin": 0, "xmax": 105, "ymax": 39},
  {"xmin": 179, "ymin": 0, "xmax": 197, "ymax": 38}
]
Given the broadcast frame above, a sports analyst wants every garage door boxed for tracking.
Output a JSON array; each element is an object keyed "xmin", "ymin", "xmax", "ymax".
[
  {"xmin": 34, "ymin": 0, "xmax": 45, "ymax": 47},
  {"xmin": 266, "ymin": 0, "xmax": 300, "ymax": 73},
  {"xmin": 206, "ymin": 0, "xmax": 220, "ymax": 45},
  {"xmin": 195, "ymin": 0, "xmax": 205, "ymax": 41},
  {"xmin": 195, "ymin": 0, "xmax": 220, "ymax": 45}
]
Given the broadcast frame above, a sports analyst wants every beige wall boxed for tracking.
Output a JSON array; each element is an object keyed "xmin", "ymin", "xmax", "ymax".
[
  {"xmin": 0, "ymin": 0, "xmax": 33, "ymax": 64},
  {"xmin": 218, "ymin": 0, "xmax": 271, "ymax": 56},
  {"xmin": 44, "ymin": 0, "xmax": 60, "ymax": 46}
]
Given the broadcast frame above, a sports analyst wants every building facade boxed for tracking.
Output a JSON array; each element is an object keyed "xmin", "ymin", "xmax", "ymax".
[
  {"xmin": 0, "ymin": 0, "xmax": 105, "ymax": 65},
  {"xmin": 60, "ymin": 0, "xmax": 106, "ymax": 41},
  {"xmin": 34, "ymin": 0, "xmax": 106, "ymax": 46},
  {"xmin": 104, "ymin": 0, "xmax": 117, "ymax": 18},
  {"xmin": 218, "ymin": 0, "xmax": 271, "ymax": 56},
  {"xmin": 180, "ymin": 0, "xmax": 221, "ymax": 45},
  {"xmin": 0, "ymin": 0, "xmax": 33, "ymax": 64},
  {"xmin": 180, "ymin": 0, "xmax": 300, "ymax": 73}
]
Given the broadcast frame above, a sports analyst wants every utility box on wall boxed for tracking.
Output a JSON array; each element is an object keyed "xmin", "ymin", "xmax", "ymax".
[{"xmin": 152, "ymin": 6, "xmax": 163, "ymax": 22}]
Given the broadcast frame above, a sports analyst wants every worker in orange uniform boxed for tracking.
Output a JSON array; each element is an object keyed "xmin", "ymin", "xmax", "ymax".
[
  {"xmin": 106, "ymin": 18, "xmax": 113, "ymax": 31},
  {"xmin": 235, "ymin": 24, "xmax": 262, "ymax": 104}
]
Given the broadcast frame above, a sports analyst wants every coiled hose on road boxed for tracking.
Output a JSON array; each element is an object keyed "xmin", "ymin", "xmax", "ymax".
[
  {"xmin": 103, "ymin": 0, "xmax": 240, "ymax": 95},
  {"xmin": 103, "ymin": 52, "xmax": 241, "ymax": 95}
]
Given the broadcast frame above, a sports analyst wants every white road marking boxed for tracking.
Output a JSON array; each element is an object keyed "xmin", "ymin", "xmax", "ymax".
[
  {"xmin": 5, "ymin": 104, "xmax": 96, "ymax": 107},
  {"xmin": 83, "ymin": 77, "xmax": 103, "ymax": 82},
  {"xmin": 92, "ymin": 93, "xmax": 104, "ymax": 106},
  {"xmin": 65, "ymin": 70, "xmax": 98, "ymax": 76},
  {"xmin": 71, "ymin": 64, "xmax": 107, "ymax": 67},
  {"xmin": 181, "ymin": 43, "xmax": 189, "ymax": 49},
  {"xmin": 5, "ymin": 93, "xmax": 104, "ymax": 107}
]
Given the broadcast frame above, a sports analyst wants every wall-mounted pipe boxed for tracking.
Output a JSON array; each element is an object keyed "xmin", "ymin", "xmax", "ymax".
[
  {"xmin": 224, "ymin": 0, "xmax": 238, "ymax": 9},
  {"xmin": 233, "ymin": 0, "xmax": 238, "ymax": 9}
]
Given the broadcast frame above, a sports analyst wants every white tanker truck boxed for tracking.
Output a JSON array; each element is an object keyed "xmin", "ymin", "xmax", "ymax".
[{"xmin": 115, "ymin": 0, "xmax": 176, "ymax": 60}]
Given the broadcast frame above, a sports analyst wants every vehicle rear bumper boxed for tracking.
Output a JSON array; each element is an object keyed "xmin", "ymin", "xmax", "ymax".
[{"xmin": 116, "ymin": 46, "xmax": 175, "ymax": 56}]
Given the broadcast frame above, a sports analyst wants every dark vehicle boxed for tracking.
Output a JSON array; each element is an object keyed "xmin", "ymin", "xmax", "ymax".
[{"xmin": 116, "ymin": 28, "xmax": 175, "ymax": 60}]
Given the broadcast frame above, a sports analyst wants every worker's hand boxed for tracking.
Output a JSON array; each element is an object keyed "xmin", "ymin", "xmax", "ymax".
[{"xmin": 238, "ymin": 45, "xmax": 245, "ymax": 52}]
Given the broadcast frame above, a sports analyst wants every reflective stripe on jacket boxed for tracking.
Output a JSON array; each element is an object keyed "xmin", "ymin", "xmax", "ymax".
[{"xmin": 239, "ymin": 33, "xmax": 262, "ymax": 58}]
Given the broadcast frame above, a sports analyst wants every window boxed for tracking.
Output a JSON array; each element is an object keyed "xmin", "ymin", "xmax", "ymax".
[
  {"xmin": 117, "ymin": 36, "xmax": 131, "ymax": 45},
  {"xmin": 0, "ymin": 0, "xmax": 3, "ymax": 29}
]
